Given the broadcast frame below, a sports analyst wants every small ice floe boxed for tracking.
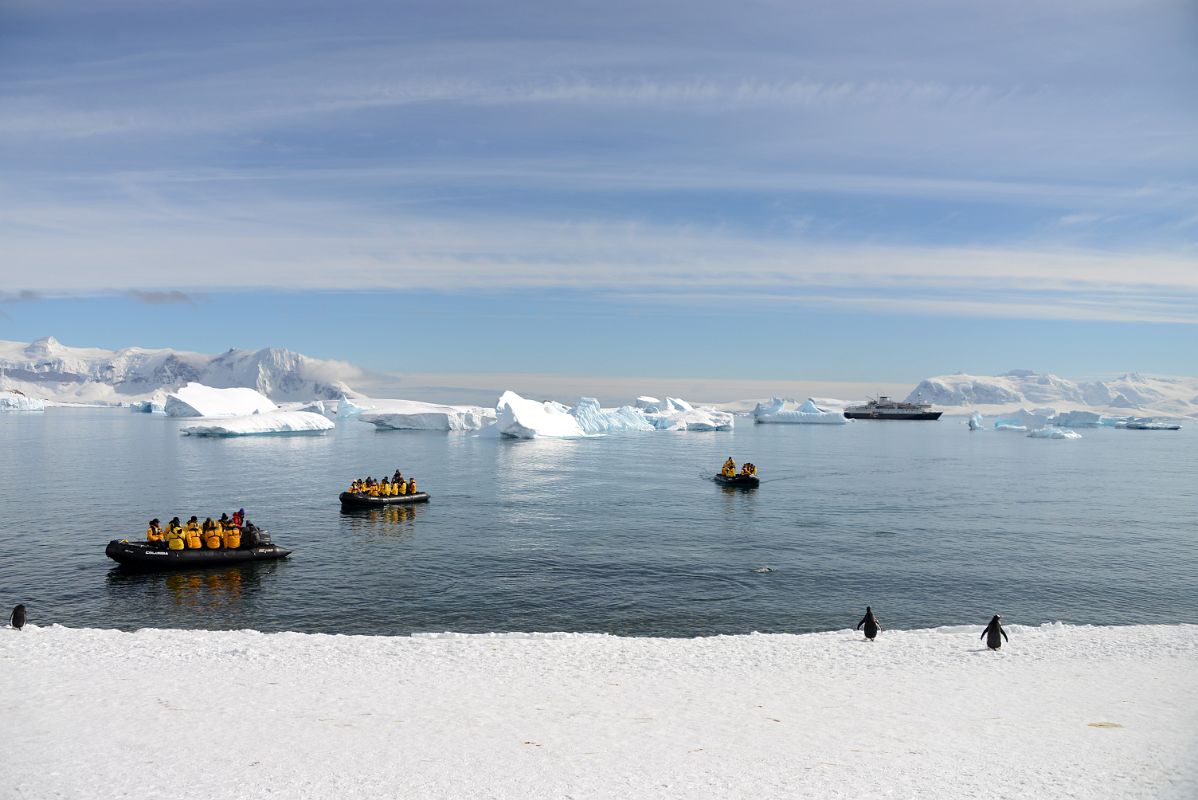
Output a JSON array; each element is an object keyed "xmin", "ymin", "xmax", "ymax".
[{"xmin": 1027, "ymin": 427, "xmax": 1082, "ymax": 440}]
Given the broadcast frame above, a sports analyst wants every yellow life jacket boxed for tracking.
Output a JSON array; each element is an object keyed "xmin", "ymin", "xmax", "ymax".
[
  {"xmin": 408, "ymin": 480, "xmax": 416, "ymax": 494},
  {"xmin": 397, "ymin": 482, "xmax": 406, "ymax": 495},
  {"xmin": 368, "ymin": 485, "xmax": 380, "ymax": 497},
  {"xmin": 165, "ymin": 527, "xmax": 185, "ymax": 550},
  {"xmin": 225, "ymin": 528, "xmax": 241, "ymax": 549},
  {"xmin": 147, "ymin": 525, "xmax": 163, "ymax": 543},
  {"xmin": 204, "ymin": 525, "xmax": 222, "ymax": 549},
  {"xmin": 186, "ymin": 525, "xmax": 203, "ymax": 549}
]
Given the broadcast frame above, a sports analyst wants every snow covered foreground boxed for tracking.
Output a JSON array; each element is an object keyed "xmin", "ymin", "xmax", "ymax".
[{"xmin": 2, "ymin": 624, "xmax": 1194, "ymax": 800}]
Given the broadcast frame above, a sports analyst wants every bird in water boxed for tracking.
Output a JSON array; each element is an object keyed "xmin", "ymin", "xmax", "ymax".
[
  {"xmin": 9, "ymin": 604, "xmax": 26, "ymax": 631},
  {"xmin": 981, "ymin": 614, "xmax": 1009, "ymax": 650},
  {"xmin": 752, "ymin": 566, "xmax": 773, "ymax": 573},
  {"xmin": 856, "ymin": 606, "xmax": 881, "ymax": 640}
]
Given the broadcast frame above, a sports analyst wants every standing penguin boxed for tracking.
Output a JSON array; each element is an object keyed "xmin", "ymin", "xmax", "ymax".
[
  {"xmin": 856, "ymin": 606, "xmax": 881, "ymax": 640},
  {"xmin": 981, "ymin": 614, "xmax": 1008, "ymax": 650},
  {"xmin": 9, "ymin": 604, "xmax": 26, "ymax": 631}
]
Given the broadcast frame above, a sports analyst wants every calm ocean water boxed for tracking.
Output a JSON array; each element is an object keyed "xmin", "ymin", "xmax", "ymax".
[{"xmin": 1, "ymin": 408, "xmax": 1194, "ymax": 636}]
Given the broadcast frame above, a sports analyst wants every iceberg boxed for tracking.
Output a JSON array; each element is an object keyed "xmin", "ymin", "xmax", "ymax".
[
  {"xmin": 1027, "ymin": 427, "xmax": 1082, "ymax": 440},
  {"xmin": 635, "ymin": 396, "xmax": 661, "ymax": 412},
  {"xmin": 1117, "ymin": 418, "xmax": 1183, "ymax": 430},
  {"xmin": 967, "ymin": 411, "xmax": 983, "ymax": 431},
  {"xmin": 336, "ymin": 394, "xmax": 370, "ymax": 419},
  {"xmin": 992, "ymin": 408, "xmax": 1052, "ymax": 431},
  {"xmin": 570, "ymin": 397, "xmax": 654, "ymax": 434},
  {"xmin": 179, "ymin": 410, "xmax": 334, "ymax": 437},
  {"xmin": 164, "ymin": 382, "xmax": 278, "ymax": 418},
  {"xmin": 489, "ymin": 390, "xmax": 586, "ymax": 438},
  {"xmin": 753, "ymin": 397, "xmax": 847, "ymax": 425},
  {"xmin": 357, "ymin": 398, "xmax": 493, "ymax": 431},
  {"xmin": 643, "ymin": 397, "xmax": 734, "ymax": 431},
  {"xmin": 1050, "ymin": 410, "xmax": 1102, "ymax": 428},
  {"xmin": 0, "ymin": 390, "xmax": 46, "ymax": 412}
]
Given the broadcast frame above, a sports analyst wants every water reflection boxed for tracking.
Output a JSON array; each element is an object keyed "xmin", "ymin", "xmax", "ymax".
[
  {"xmin": 105, "ymin": 562, "xmax": 281, "ymax": 611},
  {"xmin": 492, "ymin": 437, "xmax": 581, "ymax": 496},
  {"xmin": 339, "ymin": 503, "xmax": 420, "ymax": 533}
]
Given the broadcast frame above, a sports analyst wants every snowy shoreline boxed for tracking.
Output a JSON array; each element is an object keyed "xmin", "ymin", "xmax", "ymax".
[{"xmin": 3, "ymin": 623, "xmax": 1195, "ymax": 799}]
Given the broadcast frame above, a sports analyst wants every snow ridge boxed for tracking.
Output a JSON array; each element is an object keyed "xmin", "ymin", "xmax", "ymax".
[
  {"xmin": 908, "ymin": 370, "xmax": 1198, "ymax": 418},
  {"xmin": 0, "ymin": 336, "xmax": 359, "ymax": 405}
]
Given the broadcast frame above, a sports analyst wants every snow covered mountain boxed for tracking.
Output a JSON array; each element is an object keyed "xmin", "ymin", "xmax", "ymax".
[
  {"xmin": 0, "ymin": 336, "xmax": 361, "ymax": 405},
  {"xmin": 906, "ymin": 370, "xmax": 1198, "ymax": 418}
]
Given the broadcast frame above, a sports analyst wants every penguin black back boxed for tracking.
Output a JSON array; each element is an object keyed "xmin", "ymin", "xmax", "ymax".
[
  {"xmin": 856, "ymin": 606, "xmax": 880, "ymax": 640},
  {"xmin": 981, "ymin": 614, "xmax": 1008, "ymax": 650},
  {"xmin": 9, "ymin": 604, "xmax": 25, "ymax": 631}
]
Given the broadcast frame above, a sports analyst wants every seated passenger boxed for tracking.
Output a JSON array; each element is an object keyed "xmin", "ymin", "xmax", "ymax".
[
  {"xmin": 224, "ymin": 522, "xmax": 241, "ymax": 549},
  {"xmin": 165, "ymin": 525, "xmax": 186, "ymax": 551},
  {"xmin": 397, "ymin": 479, "xmax": 407, "ymax": 495},
  {"xmin": 233, "ymin": 508, "xmax": 244, "ymax": 528},
  {"xmin": 147, "ymin": 518, "xmax": 164, "ymax": 545},
  {"xmin": 203, "ymin": 518, "xmax": 222, "ymax": 549},
  {"xmin": 368, "ymin": 482, "xmax": 380, "ymax": 497},
  {"xmin": 219, "ymin": 512, "xmax": 232, "ymax": 531},
  {"xmin": 722, "ymin": 457, "xmax": 736, "ymax": 478},
  {"xmin": 185, "ymin": 516, "xmax": 203, "ymax": 549},
  {"xmin": 407, "ymin": 477, "xmax": 416, "ymax": 495}
]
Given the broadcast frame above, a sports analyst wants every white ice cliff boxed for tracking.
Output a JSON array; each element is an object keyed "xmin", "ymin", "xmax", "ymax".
[
  {"xmin": 0, "ymin": 390, "xmax": 45, "ymax": 411},
  {"xmin": 753, "ymin": 397, "xmax": 847, "ymax": 425},
  {"xmin": 489, "ymin": 391, "xmax": 587, "ymax": 439},
  {"xmin": 570, "ymin": 397, "xmax": 654, "ymax": 434},
  {"xmin": 164, "ymin": 383, "xmax": 279, "ymax": 418},
  {"xmin": 179, "ymin": 411, "xmax": 335, "ymax": 437},
  {"xmin": 357, "ymin": 399, "xmax": 493, "ymax": 431}
]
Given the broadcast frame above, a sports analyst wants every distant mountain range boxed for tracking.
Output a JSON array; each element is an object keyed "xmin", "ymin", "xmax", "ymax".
[
  {"xmin": 3, "ymin": 338, "xmax": 1194, "ymax": 418},
  {"xmin": 906, "ymin": 370, "xmax": 1198, "ymax": 418},
  {"xmin": 0, "ymin": 337, "xmax": 360, "ymax": 404}
]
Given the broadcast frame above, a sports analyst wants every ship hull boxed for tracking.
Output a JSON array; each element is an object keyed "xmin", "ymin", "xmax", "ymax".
[{"xmin": 844, "ymin": 411, "xmax": 942, "ymax": 420}]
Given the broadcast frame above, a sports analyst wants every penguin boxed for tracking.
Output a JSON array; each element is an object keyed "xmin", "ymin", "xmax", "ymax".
[
  {"xmin": 981, "ymin": 614, "xmax": 1008, "ymax": 650},
  {"xmin": 9, "ymin": 604, "xmax": 25, "ymax": 631},
  {"xmin": 856, "ymin": 606, "xmax": 881, "ymax": 640}
]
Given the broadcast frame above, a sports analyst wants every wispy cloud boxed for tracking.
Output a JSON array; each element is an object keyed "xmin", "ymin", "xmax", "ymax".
[
  {"xmin": 126, "ymin": 289, "xmax": 207, "ymax": 306},
  {"xmin": 1, "ymin": 0, "xmax": 1195, "ymax": 333}
]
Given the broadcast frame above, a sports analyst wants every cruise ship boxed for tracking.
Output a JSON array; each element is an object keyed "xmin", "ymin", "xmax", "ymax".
[{"xmin": 843, "ymin": 396, "xmax": 942, "ymax": 421}]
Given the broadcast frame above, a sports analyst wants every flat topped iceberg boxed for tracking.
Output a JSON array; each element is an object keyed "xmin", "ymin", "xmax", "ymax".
[
  {"xmin": 0, "ymin": 390, "xmax": 45, "ymax": 412},
  {"xmin": 180, "ymin": 410, "xmax": 334, "ymax": 437},
  {"xmin": 357, "ymin": 398, "xmax": 493, "ymax": 431},
  {"xmin": 571, "ymin": 397, "xmax": 654, "ymax": 434},
  {"xmin": 489, "ymin": 390, "xmax": 586, "ymax": 438},
  {"xmin": 643, "ymin": 397, "xmax": 734, "ymax": 431},
  {"xmin": 1027, "ymin": 427, "xmax": 1082, "ymax": 440},
  {"xmin": 1051, "ymin": 410, "xmax": 1102, "ymax": 428},
  {"xmin": 753, "ymin": 397, "xmax": 847, "ymax": 425},
  {"xmin": 164, "ymin": 382, "xmax": 278, "ymax": 418},
  {"xmin": 993, "ymin": 408, "xmax": 1052, "ymax": 431}
]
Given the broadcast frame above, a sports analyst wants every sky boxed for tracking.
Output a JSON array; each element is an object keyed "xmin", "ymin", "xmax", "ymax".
[{"xmin": 1, "ymin": 0, "xmax": 1196, "ymax": 390}]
